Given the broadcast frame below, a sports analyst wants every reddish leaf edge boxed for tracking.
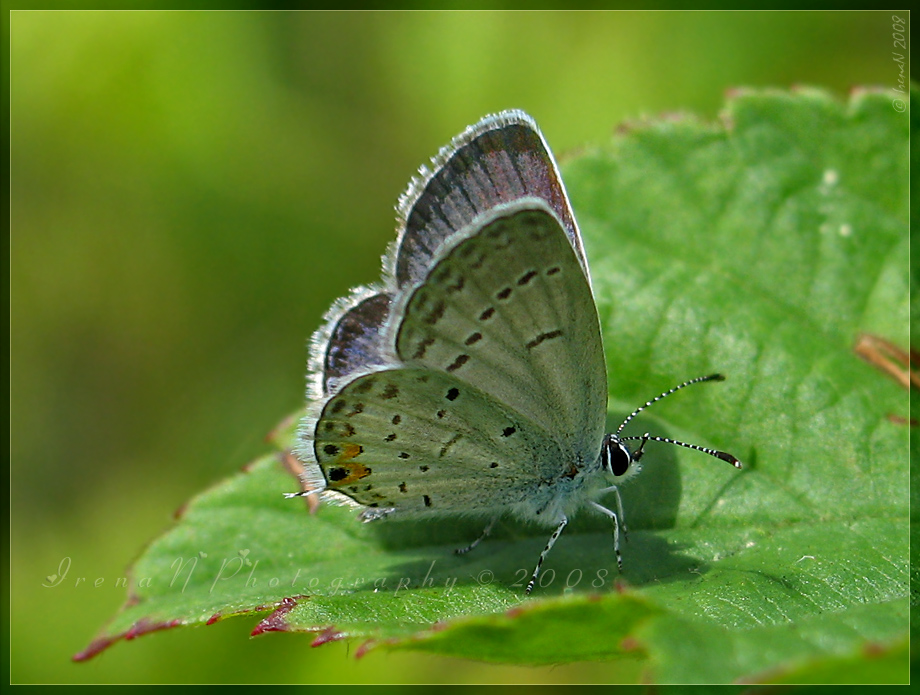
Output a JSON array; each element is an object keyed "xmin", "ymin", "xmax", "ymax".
[
  {"xmin": 72, "ymin": 594, "xmax": 310, "ymax": 662},
  {"xmin": 74, "ymin": 586, "xmax": 656, "ymax": 663}
]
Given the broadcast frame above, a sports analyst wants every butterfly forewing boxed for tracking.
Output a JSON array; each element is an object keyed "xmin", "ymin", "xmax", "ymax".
[
  {"xmin": 314, "ymin": 367, "xmax": 562, "ymax": 515},
  {"xmin": 393, "ymin": 201, "xmax": 607, "ymax": 464},
  {"xmin": 394, "ymin": 111, "xmax": 589, "ymax": 288}
]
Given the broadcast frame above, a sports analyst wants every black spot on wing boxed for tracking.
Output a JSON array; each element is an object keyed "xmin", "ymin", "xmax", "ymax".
[
  {"xmin": 526, "ymin": 329, "xmax": 564, "ymax": 350},
  {"xmin": 354, "ymin": 378, "xmax": 376, "ymax": 394},
  {"xmin": 446, "ymin": 354, "xmax": 470, "ymax": 372},
  {"xmin": 412, "ymin": 336, "xmax": 436, "ymax": 360},
  {"xmin": 517, "ymin": 269, "xmax": 538, "ymax": 285},
  {"xmin": 439, "ymin": 433, "xmax": 461, "ymax": 458},
  {"xmin": 423, "ymin": 300, "xmax": 446, "ymax": 325}
]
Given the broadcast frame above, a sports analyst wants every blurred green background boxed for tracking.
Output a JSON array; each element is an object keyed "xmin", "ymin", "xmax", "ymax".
[{"xmin": 10, "ymin": 10, "xmax": 901, "ymax": 684}]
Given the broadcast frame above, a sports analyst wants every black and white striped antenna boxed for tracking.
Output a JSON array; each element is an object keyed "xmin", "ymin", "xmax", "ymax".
[{"xmin": 617, "ymin": 374, "xmax": 741, "ymax": 467}]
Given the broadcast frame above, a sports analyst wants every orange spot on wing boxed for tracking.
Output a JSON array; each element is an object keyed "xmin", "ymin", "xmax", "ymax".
[
  {"xmin": 330, "ymin": 461, "xmax": 372, "ymax": 486},
  {"xmin": 337, "ymin": 443, "xmax": 364, "ymax": 462}
]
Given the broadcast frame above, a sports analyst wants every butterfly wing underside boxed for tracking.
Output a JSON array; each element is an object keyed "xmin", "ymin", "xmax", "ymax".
[
  {"xmin": 312, "ymin": 203, "xmax": 608, "ymax": 517},
  {"xmin": 393, "ymin": 110, "xmax": 590, "ymax": 289},
  {"xmin": 393, "ymin": 201, "xmax": 607, "ymax": 464},
  {"xmin": 301, "ymin": 112, "xmax": 608, "ymax": 518},
  {"xmin": 314, "ymin": 367, "xmax": 562, "ymax": 515}
]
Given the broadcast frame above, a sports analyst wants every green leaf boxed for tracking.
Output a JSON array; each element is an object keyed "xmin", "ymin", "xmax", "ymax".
[{"xmin": 78, "ymin": 87, "xmax": 909, "ymax": 684}]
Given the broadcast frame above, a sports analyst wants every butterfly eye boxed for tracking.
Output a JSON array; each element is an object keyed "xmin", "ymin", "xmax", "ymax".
[{"xmin": 602, "ymin": 435, "xmax": 633, "ymax": 477}]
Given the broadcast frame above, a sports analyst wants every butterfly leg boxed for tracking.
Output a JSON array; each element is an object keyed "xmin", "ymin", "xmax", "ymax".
[
  {"xmin": 589, "ymin": 501, "xmax": 623, "ymax": 572},
  {"xmin": 525, "ymin": 516, "xmax": 568, "ymax": 595},
  {"xmin": 596, "ymin": 484, "xmax": 629, "ymax": 541},
  {"xmin": 455, "ymin": 516, "xmax": 498, "ymax": 555}
]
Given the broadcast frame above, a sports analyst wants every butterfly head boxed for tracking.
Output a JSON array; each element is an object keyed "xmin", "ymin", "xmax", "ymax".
[
  {"xmin": 597, "ymin": 374, "xmax": 742, "ymax": 484},
  {"xmin": 600, "ymin": 433, "xmax": 641, "ymax": 481}
]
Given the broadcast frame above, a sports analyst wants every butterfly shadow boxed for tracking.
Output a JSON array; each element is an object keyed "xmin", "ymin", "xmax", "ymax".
[{"xmin": 351, "ymin": 411, "xmax": 719, "ymax": 597}]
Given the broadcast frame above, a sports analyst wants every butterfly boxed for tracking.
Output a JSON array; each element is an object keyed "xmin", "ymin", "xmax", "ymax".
[{"xmin": 287, "ymin": 110, "xmax": 740, "ymax": 594}]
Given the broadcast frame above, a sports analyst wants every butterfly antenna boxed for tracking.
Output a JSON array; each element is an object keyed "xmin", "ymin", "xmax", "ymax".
[
  {"xmin": 616, "ymin": 374, "xmax": 741, "ymax": 468},
  {"xmin": 620, "ymin": 433, "xmax": 741, "ymax": 467}
]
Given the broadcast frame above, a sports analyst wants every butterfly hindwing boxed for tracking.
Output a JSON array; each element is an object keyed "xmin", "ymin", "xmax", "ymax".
[
  {"xmin": 320, "ymin": 291, "xmax": 393, "ymax": 396},
  {"xmin": 314, "ymin": 367, "xmax": 563, "ymax": 516}
]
